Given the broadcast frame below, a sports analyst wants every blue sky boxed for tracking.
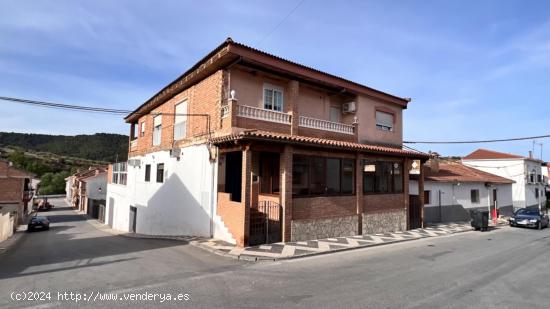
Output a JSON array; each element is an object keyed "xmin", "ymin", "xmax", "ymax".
[{"xmin": 1, "ymin": 0, "xmax": 550, "ymax": 159}]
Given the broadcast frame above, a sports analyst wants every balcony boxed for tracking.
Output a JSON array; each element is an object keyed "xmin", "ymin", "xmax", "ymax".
[
  {"xmin": 237, "ymin": 105, "xmax": 291, "ymax": 125},
  {"xmin": 130, "ymin": 139, "xmax": 138, "ymax": 150},
  {"xmin": 299, "ymin": 116, "xmax": 354, "ymax": 135}
]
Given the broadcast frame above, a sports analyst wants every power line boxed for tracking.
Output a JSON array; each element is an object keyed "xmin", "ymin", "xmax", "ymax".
[
  {"xmin": 404, "ymin": 134, "xmax": 550, "ymax": 144},
  {"xmin": 256, "ymin": 0, "xmax": 306, "ymax": 47},
  {"xmin": 0, "ymin": 95, "xmax": 212, "ymax": 136}
]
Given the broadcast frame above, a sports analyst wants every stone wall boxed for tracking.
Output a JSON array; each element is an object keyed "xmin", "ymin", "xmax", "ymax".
[
  {"xmin": 291, "ymin": 215, "xmax": 358, "ymax": 241},
  {"xmin": 362, "ymin": 209, "xmax": 406, "ymax": 234}
]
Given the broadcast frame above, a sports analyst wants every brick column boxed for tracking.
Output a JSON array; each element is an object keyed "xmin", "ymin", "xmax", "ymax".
[
  {"xmin": 418, "ymin": 160, "xmax": 425, "ymax": 228},
  {"xmin": 241, "ymin": 145, "xmax": 252, "ymax": 246},
  {"xmin": 280, "ymin": 145, "xmax": 293, "ymax": 242},
  {"xmin": 356, "ymin": 152, "xmax": 364, "ymax": 234},
  {"xmin": 228, "ymin": 98, "xmax": 238, "ymax": 132},
  {"xmin": 404, "ymin": 158, "xmax": 411, "ymax": 229},
  {"xmin": 288, "ymin": 80, "xmax": 299, "ymax": 135}
]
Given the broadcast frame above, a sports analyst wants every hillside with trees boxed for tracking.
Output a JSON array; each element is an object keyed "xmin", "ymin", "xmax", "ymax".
[{"xmin": 0, "ymin": 132, "xmax": 128, "ymax": 194}]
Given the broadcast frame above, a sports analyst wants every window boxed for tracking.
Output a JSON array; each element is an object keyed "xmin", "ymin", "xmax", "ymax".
[
  {"xmin": 112, "ymin": 162, "xmax": 127, "ymax": 185},
  {"xmin": 329, "ymin": 106, "xmax": 341, "ymax": 123},
  {"xmin": 145, "ymin": 164, "xmax": 151, "ymax": 182},
  {"xmin": 174, "ymin": 100, "xmax": 187, "ymax": 140},
  {"xmin": 131, "ymin": 123, "xmax": 138, "ymax": 140},
  {"xmin": 471, "ymin": 189, "xmax": 480, "ymax": 203},
  {"xmin": 424, "ymin": 190, "xmax": 431, "ymax": 204},
  {"xmin": 292, "ymin": 155, "xmax": 355, "ymax": 197},
  {"xmin": 535, "ymin": 188, "xmax": 540, "ymax": 198},
  {"xmin": 537, "ymin": 174, "xmax": 542, "ymax": 183},
  {"xmin": 376, "ymin": 111, "xmax": 394, "ymax": 131},
  {"xmin": 156, "ymin": 163, "xmax": 164, "ymax": 183},
  {"xmin": 363, "ymin": 160, "xmax": 403, "ymax": 194},
  {"xmin": 530, "ymin": 173, "xmax": 535, "ymax": 183},
  {"xmin": 152, "ymin": 115, "xmax": 162, "ymax": 146},
  {"xmin": 140, "ymin": 121, "xmax": 146, "ymax": 137},
  {"xmin": 263, "ymin": 84, "xmax": 283, "ymax": 112}
]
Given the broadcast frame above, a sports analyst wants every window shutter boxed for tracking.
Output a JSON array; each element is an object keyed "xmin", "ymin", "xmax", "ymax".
[
  {"xmin": 153, "ymin": 115, "xmax": 162, "ymax": 127},
  {"xmin": 175, "ymin": 101, "xmax": 187, "ymax": 124},
  {"xmin": 376, "ymin": 111, "xmax": 393, "ymax": 128}
]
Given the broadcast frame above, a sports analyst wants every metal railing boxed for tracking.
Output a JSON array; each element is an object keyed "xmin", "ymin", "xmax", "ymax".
[
  {"xmin": 299, "ymin": 116, "xmax": 354, "ymax": 135},
  {"xmin": 236, "ymin": 105, "xmax": 291, "ymax": 124}
]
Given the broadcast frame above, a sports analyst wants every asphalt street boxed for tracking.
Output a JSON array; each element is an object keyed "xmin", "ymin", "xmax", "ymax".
[{"xmin": 1, "ymin": 198, "xmax": 549, "ymax": 309}]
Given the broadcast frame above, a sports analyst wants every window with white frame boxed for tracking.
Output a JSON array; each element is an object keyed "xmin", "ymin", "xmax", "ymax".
[
  {"xmin": 174, "ymin": 100, "xmax": 188, "ymax": 140},
  {"xmin": 152, "ymin": 115, "xmax": 162, "ymax": 146},
  {"xmin": 112, "ymin": 162, "xmax": 127, "ymax": 185},
  {"xmin": 263, "ymin": 84, "xmax": 283, "ymax": 112},
  {"xmin": 376, "ymin": 111, "xmax": 394, "ymax": 131}
]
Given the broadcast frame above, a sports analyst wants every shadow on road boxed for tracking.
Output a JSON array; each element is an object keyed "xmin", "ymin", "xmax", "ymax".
[{"xmin": 0, "ymin": 203, "xmax": 190, "ymax": 280}]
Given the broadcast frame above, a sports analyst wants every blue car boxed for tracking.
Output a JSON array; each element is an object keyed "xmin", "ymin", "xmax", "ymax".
[{"xmin": 509, "ymin": 209, "xmax": 549, "ymax": 229}]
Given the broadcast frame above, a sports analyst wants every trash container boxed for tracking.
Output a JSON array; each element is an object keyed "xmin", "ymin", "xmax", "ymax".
[{"xmin": 471, "ymin": 210, "xmax": 489, "ymax": 231}]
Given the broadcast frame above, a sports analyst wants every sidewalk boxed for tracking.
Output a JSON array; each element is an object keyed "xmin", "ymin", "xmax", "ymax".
[{"xmin": 194, "ymin": 222, "xmax": 492, "ymax": 261}]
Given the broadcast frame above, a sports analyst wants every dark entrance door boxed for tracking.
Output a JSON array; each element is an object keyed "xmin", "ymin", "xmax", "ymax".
[
  {"xmin": 249, "ymin": 201, "xmax": 282, "ymax": 246},
  {"xmin": 225, "ymin": 152, "xmax": 242, "ymax": 202},
  {"xmin": 409, "ymin": 195, "xmax": 422, "ymax": 229},
  {"xmin": 129, "ymin": 206, "xmax": 137, "ymax": 233}
]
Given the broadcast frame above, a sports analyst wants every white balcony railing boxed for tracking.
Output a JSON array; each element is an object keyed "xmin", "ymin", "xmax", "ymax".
[
  {"xmin": 237, "ymin": 105, "xmax": 291, "ymax": 125},
  {"xmin": 299, "ymin": 116, "xmax": 355, "ymax": 135},
  {"xmin": 130, "ymin": 139, "xmax": 138, "ymax": 150}
]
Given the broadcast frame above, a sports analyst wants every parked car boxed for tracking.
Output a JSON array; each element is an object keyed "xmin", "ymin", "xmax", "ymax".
[
  {"xmin": 27, "ymin": 216, "xmax": 50, "ymax": 231},
  {"xmin": 509, "ymin": 209, "xmax": 549, "ymax": 229}
]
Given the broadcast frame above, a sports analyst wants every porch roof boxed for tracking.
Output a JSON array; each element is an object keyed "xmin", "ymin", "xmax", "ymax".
[{"xmin": 210, "ymin": 130, "xmax": 430, "ymax": 159}]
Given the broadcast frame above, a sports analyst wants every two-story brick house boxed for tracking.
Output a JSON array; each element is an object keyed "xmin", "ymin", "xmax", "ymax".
[{"xmin": 105, "ymin": 38, "xmax": 429, "ymax": 247}]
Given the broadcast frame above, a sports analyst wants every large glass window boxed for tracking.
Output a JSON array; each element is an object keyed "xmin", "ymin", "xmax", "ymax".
[
  {"xmin": 363, "ymin": 160, "xmax": 403, "ymax": 194},
  {"xmin": 292, "ymin": 155, "xmax": 355, "ymax": 197}
]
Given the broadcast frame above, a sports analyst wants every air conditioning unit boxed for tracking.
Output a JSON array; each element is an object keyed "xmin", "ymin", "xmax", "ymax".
[
  {"xmin": 342, "ymin": 101, "xmax": 356, "ymax": 113},
  {"xmin": 170, "ymin": 147, "xmax": 181, "ymax": 158},
  {"xmin": 127, "ymin": 159, "xmax": 141, "ymax": 167}
]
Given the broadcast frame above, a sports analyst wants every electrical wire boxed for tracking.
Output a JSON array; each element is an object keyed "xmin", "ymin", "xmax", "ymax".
[
  {"xmin": 404, "ymin": 134, "xmax": 550, "ymax": 144},
  {"xmin": 256, "ymin": 0, "xmax": 306, "ymax": 46}
]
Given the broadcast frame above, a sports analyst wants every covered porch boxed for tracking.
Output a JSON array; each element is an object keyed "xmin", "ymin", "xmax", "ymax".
[{"xmin": 213, "ymin": 131, "xmax": 429, "ymax": 247}]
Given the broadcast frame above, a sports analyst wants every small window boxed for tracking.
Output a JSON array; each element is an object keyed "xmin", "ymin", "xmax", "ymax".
[
  {"xmin": 153, "ymin": 115, "xmax": 162, "ymax": 146},
  {"xmin": 535, "ymin": 188, "xmax": 540, "ymax": 198},
  {"xmin": 424, "ymin": 190, "xmax": 431, "ymax": 204},
  {"xmin": 537, "ymin": 174, "xmax": 542, "ymax": 183},
  {"xmin": 376, "ymin": 111, "xmax": 394, "ymax": 131},
  {"xmin": 263, "ymin": 84, "xmax": 283, "ymax": 112},
  {"xmin": 329, "ymin": 106, "xmax": 341, "ymax": 123},
  {"xmin": 156, "ymin": 163, "xmax": 164, "ymax": 183},
  {"xmin": 471, "ymin": 189, "xmax": 480, "ymax": 203},
  {"xmin": 140, "ymin": 122, "xmax": 146, "ymax": 137},
  {"xmin": 174, "ymin": 100, "xmax": 188, "ymax": 140},
  {"xmin": 530, "ymin": 173, "xmax": 535, "ymax": 183},
  {"xmin": 145, "ymin": 164, "xmax": 151, "ymax": 182}
]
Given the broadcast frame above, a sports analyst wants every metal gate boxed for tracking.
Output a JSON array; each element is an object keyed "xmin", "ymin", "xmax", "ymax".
[{"xmin": 249, "ymin": 201, "xmax": 282, "ymax": 246}]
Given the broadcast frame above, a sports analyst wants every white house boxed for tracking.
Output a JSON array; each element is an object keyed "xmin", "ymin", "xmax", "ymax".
[
  {"xmin": 462, "ymin": 149, "xmax": 547, "ymax": 212},
  {"xmin": 410, "ymin": 159, "xmax": 514, "ymax": 222}
]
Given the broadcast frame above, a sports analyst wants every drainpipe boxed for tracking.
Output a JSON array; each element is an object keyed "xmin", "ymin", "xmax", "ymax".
[{"xmin": 438, "ymin": 190, "xmax": 442, "ymax": 223}]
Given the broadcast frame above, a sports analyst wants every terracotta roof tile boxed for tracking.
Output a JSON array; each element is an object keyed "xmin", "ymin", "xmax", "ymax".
[
  {"xmin": 210, "ymin": 130, "xmax": 429, "ymax": 158},
  {"xmin": 464, "ymin": 148, "xmax": 526, "ymax": 160},
  {"xmin": 424, "ymin": 161, "xmax": 514, "ymax": 184}
]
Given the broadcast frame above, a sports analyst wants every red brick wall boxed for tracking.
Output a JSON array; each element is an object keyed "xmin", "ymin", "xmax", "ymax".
[
  {"xmin": 0, "ymin": 178, "xmax": 23, "ymax": 203},
  {"xmin": 297, "ymin": 126, "xmax": 356, "ymax": 142},
  {"xmin": 363, "ymin": 193, "xmax": 407, "ymax": 213},
  {"xmin": 217, "ymin": 192, "xmax": 246, "ymax": 246},
  {"xmin": 107, "ymin": 164, "xmax": 113, "ymax": 184},
  {"xmin": 129, "ymin": 70, "xmax": 225, "ymax": 157},
  {"xmin": 293, "ymin": 196, "xmax": 356, "ymax": 220},
  {"xmin": 236, "ymin": 117, "xmax": 291, "ymax": 135}
]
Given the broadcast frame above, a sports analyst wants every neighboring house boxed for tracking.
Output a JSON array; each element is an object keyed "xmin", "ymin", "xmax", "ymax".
[
  {"xmin": 67, "ymin": 167, "xmax": 107, "ymax": 221},
  {"xmin": 106, "ymin": 38, "xmax": 429, "ymax": 247},
  {"xmin": 0, "ymin": 159, "xmax": 34, "ymax": 242},
  {"xmin": 462, "ymin": 149, "xmax": 547, "ymax": 213},
  {"xmin": 410, "ymin": 159, "xmax": 514, "ymax": 223}
]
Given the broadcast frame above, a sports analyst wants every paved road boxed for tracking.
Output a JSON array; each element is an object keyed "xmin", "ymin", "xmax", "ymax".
[{"xmin": 1, "ymin": 198, "xmax": 550, "ymax": 308}]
